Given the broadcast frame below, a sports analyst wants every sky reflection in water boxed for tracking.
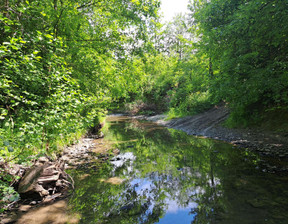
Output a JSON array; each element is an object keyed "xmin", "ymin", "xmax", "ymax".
[
  {"xmin": 129, "ymin": 177, "xmax": 198, "ymax": 223},
  {"xmin": 67, "ymin": 116, "xmax": 288, "ymax": 224}
]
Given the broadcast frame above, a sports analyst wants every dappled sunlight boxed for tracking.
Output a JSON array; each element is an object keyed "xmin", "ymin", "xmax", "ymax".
[
  {"xmin": 16, "ymin": 200, "xmax": 80, "ymax": 224},
  {"xmin": 2, "ymin": 0, "xmax": 287, "ymax": 223}
]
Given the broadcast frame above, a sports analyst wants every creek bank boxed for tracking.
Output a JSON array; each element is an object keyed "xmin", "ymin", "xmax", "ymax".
[
  {"xmin": 142, "ymin": 106, "xmax": 288, "ymax": 159},
  {"xmin": 0, "ymin": 131, "xmax": 119, "ymax": 224}
]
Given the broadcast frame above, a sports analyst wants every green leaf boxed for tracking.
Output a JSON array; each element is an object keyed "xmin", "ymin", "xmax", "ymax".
[
  {"xmin": 4, "ymin": 26, "xmax": 10, "ymax": 32},
  {"xmin": 45, "ymin": 34, "xmax": 53, "ymax": 39}
]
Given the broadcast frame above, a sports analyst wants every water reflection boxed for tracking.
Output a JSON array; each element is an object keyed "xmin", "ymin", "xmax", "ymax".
[{"xmin": 68, "ymin": 116, "xmax": 288, "ymax": 224}]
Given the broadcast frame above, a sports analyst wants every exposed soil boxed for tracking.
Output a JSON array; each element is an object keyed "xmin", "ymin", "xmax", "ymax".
[{"xmin": 145, "ymin": 105, "xmax": 288, "ymax": 159}]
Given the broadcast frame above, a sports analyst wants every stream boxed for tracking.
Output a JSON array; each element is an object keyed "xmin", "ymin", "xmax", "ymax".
[{"xmin": 9, "ymin": 115, "xmax": 288, "ymax": 224}]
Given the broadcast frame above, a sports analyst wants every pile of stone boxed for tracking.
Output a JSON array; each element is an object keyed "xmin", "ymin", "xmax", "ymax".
[{"xmin": 17, "ymin": 157, "xmax": 73, "ymax": 204}]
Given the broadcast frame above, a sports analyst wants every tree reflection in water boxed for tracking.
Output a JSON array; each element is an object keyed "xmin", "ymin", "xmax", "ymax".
[{"xmin": 68, "ymin": 116, "xmax": 288, "ymax": 224}]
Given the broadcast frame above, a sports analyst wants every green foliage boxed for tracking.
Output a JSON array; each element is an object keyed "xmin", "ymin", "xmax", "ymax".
[
  {"xmin": 114, "ymin": 48, "xmax": 213, "ymax": 116},
  {"xmin": 117, "ymin": 0, "xmax": 288, "ymax": 124},
  {"xmin": 114, "ymin": 13, "xmax": 214, "ymax": 117},
  {"xmin": 0, "ymin": 0, "xmax": 160, "ymax": 207},
  {"xmin": 0, "ymin": 165, "xmax": 20, "ymax": 212},
  {"xmin": 1, "ymin": 0, "xmax": 286, "ymax": 212},
  {"xmin": 0, "ymin": 0, "xmax": 160, "ymax": 157},
  {"xmin": 191, "ymin": 0, "xmax": 288, "ymax": 121},
  {"xmin": 0, "ymin": 27, "xmax": 98, "ymax": 161}
]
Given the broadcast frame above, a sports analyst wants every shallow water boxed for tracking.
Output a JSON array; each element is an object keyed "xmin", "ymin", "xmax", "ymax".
[{"xmin": 64, "ymin": 116, "xmax": 288, "ymax": 224}]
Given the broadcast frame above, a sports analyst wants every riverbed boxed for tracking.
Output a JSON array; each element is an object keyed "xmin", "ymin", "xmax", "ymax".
[{"xmin": 7, "ymin": 115, "xmax": 288, "ymax": 223}]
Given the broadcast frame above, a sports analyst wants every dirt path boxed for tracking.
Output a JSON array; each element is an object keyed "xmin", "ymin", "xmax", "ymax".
[{"xmin": 146, "ymin": 106, "xmax": 288, "ymax": 159}]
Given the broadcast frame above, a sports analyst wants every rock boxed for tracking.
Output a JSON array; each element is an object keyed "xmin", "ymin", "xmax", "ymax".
[
  {"xmin": 104, "ymin": 177, "xmax": 124, "ymax": 185},
  {"xmin": 42, "ymin": 193, "xmax": 62, "ymax": 203},
  {"xmin": 38, "ymin": 173, "xmax": 60, "ymax": 183},
  {"xmin": 35, "ymin": 184, "xmax": 49, "ymax": 197},
  {"xmin": 0, "ymin": 212, "xmax": 18, "ymax": 224},
  {"xmin": 19, "ymin": 205, "xmax": 32, "ymax": 212},
  {"xmin": 99, "ymin": 132, "xmax": 104, "ymax": 138},
  {"xmin": 17, "ymin": 161, "xmax": 71, "ymax": 201},
  {"xmin": 38, "ymin": 157, "xmax": 50, "ymax": 163},
  {"xmin": 18, "ymin": 164, "xmax": 48, "ymax": 195},
  {"xmin": 113, "ymin": 148, "xmax": 120, "ymax": 155}
]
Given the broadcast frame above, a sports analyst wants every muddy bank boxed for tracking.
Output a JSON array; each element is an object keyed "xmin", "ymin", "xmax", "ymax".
[{"xmin": 145, "ymin": 106, "xmax": 288, "ymax": 158}]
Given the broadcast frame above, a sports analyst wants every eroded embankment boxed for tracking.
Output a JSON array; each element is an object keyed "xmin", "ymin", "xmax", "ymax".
[{"xmin": 146, "ymin": 106, "xmax": 288, "ymax": 159}]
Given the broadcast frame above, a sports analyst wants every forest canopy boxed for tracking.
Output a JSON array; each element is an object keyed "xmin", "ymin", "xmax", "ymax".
[{"xmin": 0, "ymin": 0, "xmax": 287, "ymax": 208}]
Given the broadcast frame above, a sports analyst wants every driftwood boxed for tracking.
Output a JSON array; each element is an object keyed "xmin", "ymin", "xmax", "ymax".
[{"xmin": 17, "ymin": 158, "xmax": 73, "ymax": 202}]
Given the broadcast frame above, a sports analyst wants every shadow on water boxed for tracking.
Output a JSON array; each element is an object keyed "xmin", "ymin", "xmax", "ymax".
[{"xmin": 67, "ymin": 116, "xmax": 288, "ymax": 224}]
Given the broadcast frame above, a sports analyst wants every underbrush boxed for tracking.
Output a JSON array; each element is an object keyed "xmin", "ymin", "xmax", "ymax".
[
  {"xmin": 257, "ymin": 108, "xmax": 288, "ymax": 133},
  {"xmin": 167, "ymin": 91, "xmax": 213, "ymax": 119},
  {"xmin": 121, "ymin": 100, "xmax": 165, "ymax": 115},
  {"xmin": 0, "ymin": 105, "xmax": 107, "ymax": 212},
  {"xmin": 224, "ymin": 103, "xmax": 288, "ymax": 133}
]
